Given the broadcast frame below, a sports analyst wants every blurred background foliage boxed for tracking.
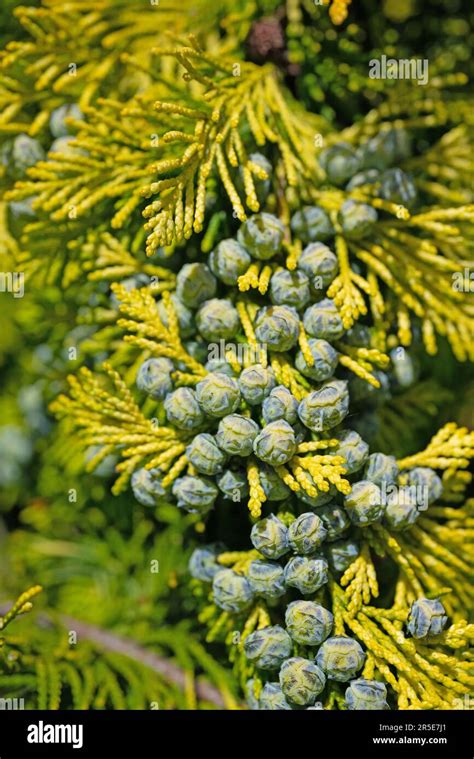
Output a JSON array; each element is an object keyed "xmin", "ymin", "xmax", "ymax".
[{"xmin": 0, "ymin": 0, "xmax": 472, "ymax": 709}]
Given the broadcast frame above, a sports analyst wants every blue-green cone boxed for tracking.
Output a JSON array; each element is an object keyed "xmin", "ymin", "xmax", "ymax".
[
  {"xmin": 195, "ymin": 373, "xmax": 241, "ymax": 418},
  {"xmin": 136, "ymin": 357, "xmax": 174, "ymax": 400},
  {"xmin": 164, "ymin": 387, "xmax": 205, "ymax": 431},
  {"xmin": 269, "ymin": 269, "xmax": 310, "ymax": 309},
  {"xmin": 316, "ymin": 636, "xmax": 365, "ymax": 682},
  {"xmin": 176, "ymin": 262, "xmax": 217, "ymax": 308},
  {"xmin": 172, "ymin": 475, "xmax": 218, "ymax": 514},
  {"xmin": 333, "ymin": 430, "xmax": 369, "ymax": 475},
  {"xmin": 325, "ymin": 538, "xmax": 360, "ymax": 573},
  {"xmin": 298, "ymin": 379, "xmax": 349, "ymax": 431},
  {"xmin": 262, "ymin": 385, "xmax": 299, "ymax": 426},
  {"xmin": 244, "ymin": 625, "xmax": 292, "ymax": 670},
  {"xmin": 284, "ymin": 556, "xmax": 329, "ymax": 595},
  {"xmin": 290, "ymin": 205, "xmax": 335, "ymax": 243},
  {"xmin": 250, "ymin": 514, "xmax": 289, "ymax": 559},
  {"xmin": 186, "ymin": 433, "xmax": 228, "ymax": 476},
  {"xmin": 237, "ymin": 213, "xmax": 285, "ymax": 260},
  {"xmin": 285, "ymin": 600, "xmax": 333, "ymax": 646},
  {"xmin": 131, "ymin": 467, "xmax": 165, "ymax": 507},
  {"xmin": 188, "ymin": 543, "xmax": 225, "ymax": 582},
  {"xmin": 345, "ymin": 679, "xmax": 389, "ymax": 710},
  {"xmin": 344, "ymin": 480, "xmax": 384, "ymax": 526},
  {"xmin": 259, "ymin": 682, "xmax": 292, "ymax": 710},
  {"xmin": 254, "ymin": 306, "xmax": 300, "ymax": 352},
  {"xmin": 279, "ymin": 657, "xmax": 326, "ymax": 706},
  {"xmin": 295, "ymin": 338, "xmax": 339, "ymax": 382},
  {"xmin": 212, "ymin": 569, "xmax": 254, "ymax": 613},
  {"xmin": 407, "ymin": 598, "xmax": 448, "ymax": 639},
  {"xmin": 287, "ymin": 512, "xmax": 327, "ymax": 554},
  {"xmin": 216, "ymin": 414, "xmax": 259, "ymax": 457},
  {"xmin": 209, "ymin": 239, "xmax": 251, "ymax": 285},
  {"xmin": 247, "ymin": 560, "xmax": 286, "ymax": 600},
  {"xmin": 253, "ymin": 420, "xmax": 297, "ymax": 466}
]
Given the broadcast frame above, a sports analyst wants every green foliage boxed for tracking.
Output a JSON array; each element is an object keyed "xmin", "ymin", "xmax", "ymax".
[{"xmin": 0, "ymin": 0, "xmax": 473, "ymax": 712}]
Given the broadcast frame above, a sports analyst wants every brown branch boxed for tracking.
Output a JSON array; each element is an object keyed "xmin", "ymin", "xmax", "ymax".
[
  {"xmin": 60, "ymin": 614, "xmax": 229, "ymax": 707},
  {"xmin": 0, "ymin": 604, "xmax": 228, "ymax": 708}
]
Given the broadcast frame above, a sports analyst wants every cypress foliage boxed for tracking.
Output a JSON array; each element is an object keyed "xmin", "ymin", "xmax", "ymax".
[{"xmin": 0, "ymin": 0, "xmax": 472, "ymax": 711}]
